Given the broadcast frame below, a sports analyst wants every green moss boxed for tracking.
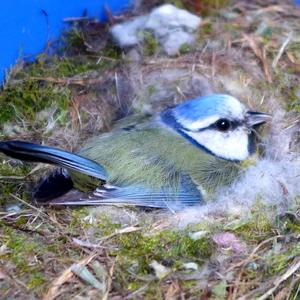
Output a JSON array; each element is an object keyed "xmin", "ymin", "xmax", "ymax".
[
  {"xmin": 266, "ymin": 244, "xmax": 300, "ymax": 275},
  {"xmin": 113, "ymin": 229, "xmax": 212, "ymax": 278},
  {"xmin": 71, "ymin": 207, "xmax": 90, "ymax": 222},
  {"xmin": 287, "ymin": 86, "xmax": 300, "ymax": 112},
  {"xmin": 0, "ymin": 159, "xmax": 30, "ymax": 205},
  {"xmin": 0, "ymin": 40, "xmax": 120, "ymax": 128},
  {"xmin": 0, "ymin": 79, "xmax": 70, "ymax": 125},
  {"xmin": 62, "ymin": 26, "xmax": 87, "ymax": 53},
  {"xmin": 97, "ymin": 227, "xmax": 213, "ymax": 295},
  {"xmin": 27, "ymin": 273, "xmax": 46, "ymax": 289},
  {"xmin": 166, "ymin": 0, "xmax": 185, "ymax": 9},
  {"xmin": 288, "ymin": 42, "xmax": 300, "ymax": 61},
  {"xmin": 0, "ymin": 159, "xmax": 29, "ymax": 177},
  {"xmin": 102, "ymin": 46, "xmax": 121, "ymax": 59},
  {"xmin": 212, "ymin": 280, "xmax": 228, "ymax": 299},
  {"xmin": 0, "ymin": 220, "xmax": 84, "ymax": 294},
  {"xmin": 201, "ymin": 23, "xmax": 213, "ymax": 35},
  {"xmin": 142, "ymin": 31, "xmax": 159, "ymax": 56},
  {"xmin": 15, "ymin": 216, "xmax": 28, "ymax": 226},
  {"xmin": 197, "ymin": 0, "xmax": 229, "ymax": 16},
  {"xmin": 229, "ymin": 201, "xmax": 273, "ymax": 242},
  {"xmin": 277, "ymin": 209, "xmax": 300, "ymax": 234},
  {"xmin": 291, "ymin": 283, "xmax": 300, "ymax": 300},
  {"xmin": 147, "ymin": 85, "xmax": 157, "ymax": 96},
  {"xmin": 97, "ymin": 216, "xmax": 122, "ymax": 236},
  {"xmin": 179, "ymin": 43, "xmax": 192, "ymax": 54},
  {"xmin": 27, "ymin": 55, "xmax": 109, "ymax": 78},
  {"xmin": 2, "ymin": 226, "xmax": 40, "ymax": 272}
]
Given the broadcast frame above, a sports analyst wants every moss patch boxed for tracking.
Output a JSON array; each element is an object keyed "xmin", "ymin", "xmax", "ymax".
[
  {"xmin": 0, "ymin": 159, "xmax": 31, "ymax": 206},
  {"xmin": 0, "ymin": 80, "xmax": 70, "ymax": 126}
]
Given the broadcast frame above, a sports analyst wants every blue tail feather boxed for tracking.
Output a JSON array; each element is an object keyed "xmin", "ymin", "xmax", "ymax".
[{"xmin": 0, "ymin": 140, "xmax": 108, "ymax": 180}]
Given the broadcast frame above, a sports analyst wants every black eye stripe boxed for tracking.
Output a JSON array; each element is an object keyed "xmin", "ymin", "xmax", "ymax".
[
  {"xmin": 182, "ymin": 120, "xmax": 242, "ymax": 132},
  {"xmin": 161, "ymin": 110, "xmax": 243, "ymax": 133}
]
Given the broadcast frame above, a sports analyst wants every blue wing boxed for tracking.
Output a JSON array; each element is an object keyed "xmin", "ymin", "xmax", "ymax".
[
  {"xmin": 1, "ymin": 141, "xmax": 204, "ymax": 210},
  {"xmin": 48, "ymin": 175, "xmax": 203, "ymax": 211}
]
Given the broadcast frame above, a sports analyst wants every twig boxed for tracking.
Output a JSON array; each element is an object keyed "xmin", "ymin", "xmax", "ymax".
[
  {"xmin": 29, "ymin": 76, "xmax": 106, "ymax": 86},
  {"xmin": 72, "ymin": 237, "xmax": 103, "ymax": 249},
  {"xmin": 256, "ymin": 259, "xmax": 300, "ymax": 300},
  {"xmin": 230, "ymin": 268, "xmax": 244, "ymax": 300},
  {"xmin": 236, "ymin": 277, "xmax": 275, "ymax": 300},
  {"xmin": 261, "ymin": 46, "xmax": 272, "ymax": 83},
  {"xmin": 102, "ymin": 259, "xmax": 115, "ymax": 300},
  {"xmin": 228, "ymin": 235, "xmax": 284, "ymax": 272},
  {"xmin": 98, "ymin": 226, "xmax": 142, "ymax": 245},
  {"xmin": 286, "ymin": 276, "xmax": 300, "ymax": 300},
  {"xmin": 9, "ymin": 194, "xmax": 48, "ymax": 218},
  {"xmin": 255, "ymin": 5, "xmax": 286, "ymax": 15},
  {"xmin": 70, "ymin": 96, "xmax": 82, "ymax": 130},
  {"xmin": 0, "ymin": 210, "xmax": 31, "ymax": 219}
]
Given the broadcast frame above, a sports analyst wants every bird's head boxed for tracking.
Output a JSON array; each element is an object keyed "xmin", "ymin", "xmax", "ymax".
[{"xmin": 162, "ymin": 94, "xmax": 271, "ymax": 161}]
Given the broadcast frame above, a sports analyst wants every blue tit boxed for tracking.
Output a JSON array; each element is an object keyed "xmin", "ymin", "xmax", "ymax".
[{"xmin": 0, "ymin": 94, "xmax": 270, "ymax": 210}]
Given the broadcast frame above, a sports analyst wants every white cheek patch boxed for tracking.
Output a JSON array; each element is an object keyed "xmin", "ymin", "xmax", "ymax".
[
  {"xmin": 183, "ymin": 128, "xmax": 249, "ymax": 161},
  {"xmin": 176, "ymin": 115, "xmax": 220, "ymax": 131}
]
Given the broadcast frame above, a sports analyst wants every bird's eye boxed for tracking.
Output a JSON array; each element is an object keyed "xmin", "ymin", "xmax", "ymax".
[{"xmin": 215, "ymin": 118, "xmax": 231, "ymax": 132}]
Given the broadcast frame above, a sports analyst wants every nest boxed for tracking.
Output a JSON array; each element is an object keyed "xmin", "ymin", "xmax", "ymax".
[{"xmin": 0, "ymin": 0, "xmax": 300, "ymax": 299}]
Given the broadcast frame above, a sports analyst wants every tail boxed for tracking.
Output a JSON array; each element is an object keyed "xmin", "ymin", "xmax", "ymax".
[{"xmin": 0, "ymin": 140, "xmax": 108, "ymax": 180}]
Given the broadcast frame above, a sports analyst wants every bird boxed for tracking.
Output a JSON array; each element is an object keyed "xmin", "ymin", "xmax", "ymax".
[{"xmin": 0, "ymin": 94, "xmax": 270, "ymax": 211}]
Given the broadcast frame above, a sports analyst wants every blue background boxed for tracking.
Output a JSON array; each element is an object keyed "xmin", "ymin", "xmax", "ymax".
[{"xmin": 0, "ymin": 0, "xmax": 131, "ymax": 82}]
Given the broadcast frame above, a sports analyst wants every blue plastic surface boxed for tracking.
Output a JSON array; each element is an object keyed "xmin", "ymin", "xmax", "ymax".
[{"xmin": 0, "ymin": 0, "xmax": 131, "ymax": 82}]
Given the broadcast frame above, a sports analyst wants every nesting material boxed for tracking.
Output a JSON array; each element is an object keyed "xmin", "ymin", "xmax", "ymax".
[
  {"xmin": 110, "ymin": 4, "xmax": 201, "ymax": 55},
  {"xmin": 110, "ymin": 16, "xmax": 148, "ymax": 47},
  {"xmin": 2, "ymin": 1, "xmax": 300, "ymax": 298}
]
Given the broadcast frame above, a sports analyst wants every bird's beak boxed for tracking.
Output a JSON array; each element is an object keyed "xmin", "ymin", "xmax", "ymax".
[{"xmin": 246, "ymin": 111, "xmax": 272, "ymax": 127}]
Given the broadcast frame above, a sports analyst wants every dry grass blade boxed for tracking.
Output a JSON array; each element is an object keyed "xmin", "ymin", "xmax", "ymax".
[
  {"xmin": 243, "ymin": 34, "xmax": 272, "ymax": 83},
  {"xmin": 272, "ymin": 32, "xmax": 293, "ymax": 69},
  {"xmin": 43, "ymin": 253, "xmax": 97, "ymax": 300},
  {"xmin": 255, "ymin": 5, "xmax": 286, "ymax": 15},
  {"xmin": 0, "ymin": 175, "xmax": 26, "ymax": 180},
  {"xmin": 29, "ymin": 76, "xmax": 106, "ymax": 86},
  {"xmin": 256, "ymin": 259, "xmax": 300, "ymax": 300},
  {"xmin": 228, "ymin": 235, "xmax": 284, "ymax": 272},
  {"xmin": 274, "ymin": 286, "xmax": 289, "ymax": 300},
  {"xmin": 261, "ymin": 47, "xmax": 272, "ymax": 83},
  {"xmin": 43, "ymin": 227, "xmax": 140, "ymax": 299},
  {"xmin": 70, "ymin": 95, "xmax": 83, "ymax": 130},
  {"xmin": 98, "ymin": 226, "xmax": 142, "ymax": 244},
  {"xmin": 9, "ymin": 194, "xmax": 48, "ymax": 218},
  {"xmin": 236, "ymin": 278, "xmax": 274, "ymax": 300},
  {"xmin": 102, "ymin": 259, "xmax": 115, "ymax": 300},
  {"xmin": 243, "ymin": 34, "xmax": 262, "ymax": 59},
  {"xmin": 165, "ymin": 280, "xmax": 181, "ymax": 300}
]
